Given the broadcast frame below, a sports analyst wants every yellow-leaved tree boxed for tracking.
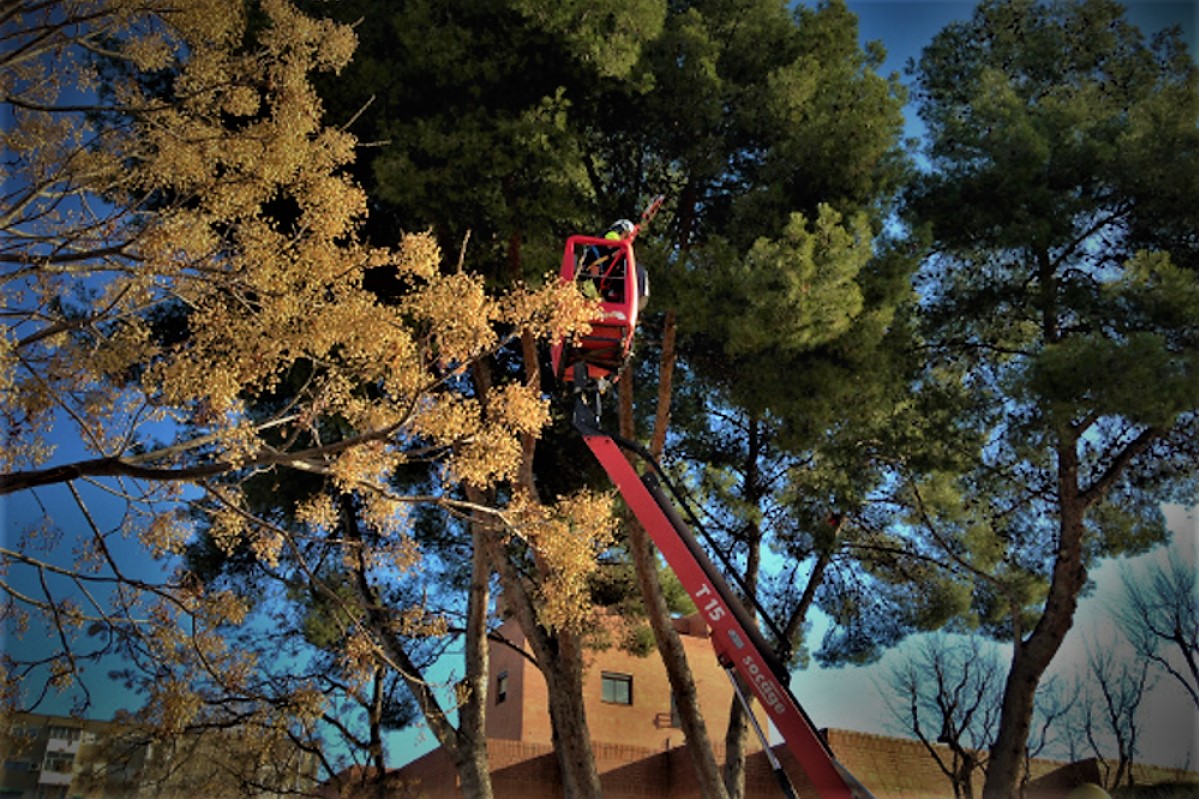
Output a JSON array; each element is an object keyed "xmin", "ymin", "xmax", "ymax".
[{"xmin": 0, "ymin": 2, "xmax": 607, "ymax": 796}]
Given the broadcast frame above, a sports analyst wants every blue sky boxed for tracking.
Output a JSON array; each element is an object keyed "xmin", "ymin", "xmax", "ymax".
[{"xmin": 850, "ymin": 0, "xmax": 1196, "ymax": 77}]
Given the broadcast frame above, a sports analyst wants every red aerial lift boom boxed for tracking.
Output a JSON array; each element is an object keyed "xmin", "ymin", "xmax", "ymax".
[
  {"xmin": 555, "ymin": 199, "xmax": 875, "ymax": 799},
  {"xmin": 568, "ymin": 383, "xmax": 873, "ymax": 799}
]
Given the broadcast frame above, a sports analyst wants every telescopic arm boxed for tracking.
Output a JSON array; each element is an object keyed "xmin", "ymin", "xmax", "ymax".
[{"xmin": 572, "ymin": 394, "xmax": 873, "ymax": 799}]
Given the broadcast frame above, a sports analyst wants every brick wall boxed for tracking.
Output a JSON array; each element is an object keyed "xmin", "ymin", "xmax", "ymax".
[
  {"xmin": 828, "ymin": 728, "xmax": 964, "ymax": 798},
  {"xmin": 484, "ymin": 614, "xmax": 766, "ymax": 753},
  {"xmin": 383, "ymin": 729, "xmax": 1198, "ymax": 799}
]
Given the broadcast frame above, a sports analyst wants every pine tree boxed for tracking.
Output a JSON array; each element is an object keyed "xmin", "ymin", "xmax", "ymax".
[{"xmin": 905, "ymin": 2, "xmax": 1199, "ymax": 796}]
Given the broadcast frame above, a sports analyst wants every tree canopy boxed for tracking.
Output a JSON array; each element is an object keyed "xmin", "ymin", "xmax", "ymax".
[
  {"xmin": 904, "ymin": 0, "xmax": 1199, "ymax": 795},
  {"xmin": 4, "ymin": 0, "xmax": 1197, "ymax": 797},
  {"xmin": 0, "ymin": 1, "xmax": 597, "ymax": 789}
]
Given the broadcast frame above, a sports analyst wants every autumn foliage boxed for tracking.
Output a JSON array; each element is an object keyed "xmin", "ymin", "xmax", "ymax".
[{"xmin": 0, "ymin": 0, "xmax": 602, "ymax": 762}]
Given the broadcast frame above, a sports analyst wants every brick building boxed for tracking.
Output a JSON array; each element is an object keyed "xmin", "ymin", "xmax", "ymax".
[
  {"xmin": 324, "ymin": 614, "xmax": 1197, "ymax": 799},
  {"xmin": 353, "ymin": 614, "xmax": 908, "ymax": 797},
  {"xmin": 485, "ymin": 613, "xmax": 756, "ymax": 752}
]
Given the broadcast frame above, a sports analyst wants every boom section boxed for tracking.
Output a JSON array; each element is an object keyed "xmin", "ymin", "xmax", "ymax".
[{"xmin": 574, "ymin": 407, "xmax": 868, "ymax": 799}]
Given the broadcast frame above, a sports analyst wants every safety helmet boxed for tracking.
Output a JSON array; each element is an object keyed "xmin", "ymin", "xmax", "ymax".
[{"xmin": 610, "ymin": 219, "xmax": 635, "ymax": 238}]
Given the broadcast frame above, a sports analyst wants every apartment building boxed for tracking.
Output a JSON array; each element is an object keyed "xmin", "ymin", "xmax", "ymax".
[
  {"xmin": 1, "ymin": 711, "xmax": 318, "ymax": 799},
  {"xmin": 2, "ymin": 714, "xmax": 117, "ymax": 799}
]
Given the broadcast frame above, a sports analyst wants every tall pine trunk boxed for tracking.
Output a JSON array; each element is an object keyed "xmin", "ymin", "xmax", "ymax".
[
  {"xmin": 618, "ymin": 350, "xmax": 730, "ymax": 799},
  {"xmin": 982, "ymin": 440, "xmax": 1088, "ymax": 799},
  {"xmin": 722, "ymin": 416, "xmax": 766, "ymax": 799}
]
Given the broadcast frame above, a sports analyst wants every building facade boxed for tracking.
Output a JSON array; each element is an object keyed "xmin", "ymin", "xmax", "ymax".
[
  {"xmin": 1, "ymin": 713, "xmax": 121, "ymax": 799},
  {"xmin": 485, "ymin": 613, "xmax": 761, "ymax": 752},
  {"xmin": 1, "ymin": 711, "xmax": 318, "ymax": 799},
  {"xmin": 368, "ymin": 614, "xmax": 849, "ymax": 798}
]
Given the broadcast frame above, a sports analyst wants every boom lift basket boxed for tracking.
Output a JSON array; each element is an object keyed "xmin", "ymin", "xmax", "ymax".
[{"xmin": 550, "ymin": 235, "xmax": 647, "ymax": 384}]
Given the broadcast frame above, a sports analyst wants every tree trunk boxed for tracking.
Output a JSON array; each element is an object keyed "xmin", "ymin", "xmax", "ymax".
[
  {"xmin": 982, "ymin": 441, "xmax": 1089, "ymax": 799},
  {"xmin": 369, "ymin": 667, "xmax": 386, "ymax": 777},
  {"xmin": 344, "ymin": 491, "xmax": 497, "ymax": 799},
  {"xmin": 456, "ymin": 526, "xmax": 495, "ymax": 799},
  {"xmin": 546, "ymin": 632, "xmax": 604, "ymax": 799},
  {"xmin": 723, "ymin": 683, "xmax": 750, "ymax": 799},
  {"xmin": 618, "ymin": 359, "xmax": 730, "ymax": 799},
  {"xmin": 722, "ymin": 416, "xmax": 766, "ymax": 799},
  {"xmin": 953, "ymin": 748, "xmax": 976, "ymax": 799},
  {"xmin": 475, "ymin": 507, "xmax": 605, "ymax": 798},
  {"xmin": 633, "ymin": 529, "xmax": 731, "ymax": 799},
  {"xmin": 488, "ymin": 227, "xmax": 605, "ymax": 799},
  {"xmin": 648, "ymin": 310, "xmax": 677, "ymax": 458}
]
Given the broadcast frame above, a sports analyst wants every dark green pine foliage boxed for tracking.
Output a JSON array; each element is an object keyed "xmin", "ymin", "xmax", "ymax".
[
  {"xmin": 295, "ymin": 1, "xmax": 962, "ymax": 795},
  {"xmin": 301, "ymin": 0, "xmax": 663, "ymax": 500},
  {"xmin": 579, "ymin": 6, "xmax": 957, "ymax": 798},
  {"xmin": 305, "ymin": 0, "xmax": 665, "ymax": 276},
  {"xmin": 294, "ymin": 4, "xmax": 673, "ymax": 797},
  {"xmin": 905, "ymin": 1, "xmax": 1199, "ymax": 796},
  {"xmin": 589, "ymin": 0, "xmax": 962, "ymax": 672},
  {"xmin": 907, "ymin": 0, "xmax": 1199, "ymax": 635}
]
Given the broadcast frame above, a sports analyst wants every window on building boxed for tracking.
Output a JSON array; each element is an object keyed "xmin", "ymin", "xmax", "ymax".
[
  {"xmin": 600, "ymin": 672, "xmax": 632, "ymax": 705},
  {"xmin": 4, "ymin": 759, "xmax": 33, "ymax": 772},
  {"xmin": 42, "ymin": 754, "xmax": 75, "ymax": 774},
  {"xmin": 46, "ymin": 726, "xmax": 80, "ymax": 742},
  {"xmin": 496, "ymin": 671, "xmax": 508, "ymax": 704}
]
